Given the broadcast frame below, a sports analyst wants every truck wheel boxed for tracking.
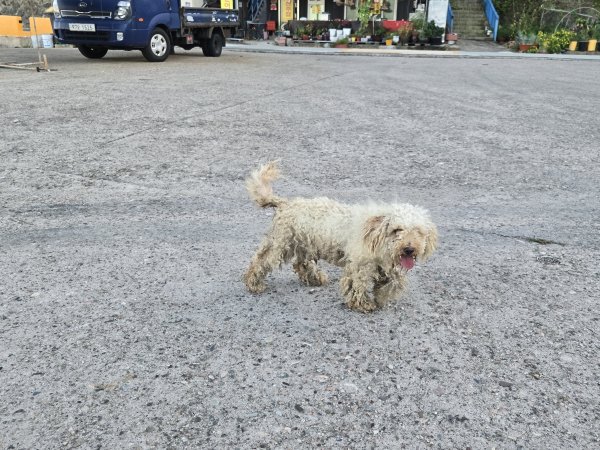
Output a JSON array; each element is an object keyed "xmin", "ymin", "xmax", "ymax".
[
  {"xmin": 142, "ymin": 28, "xmax": 171, "ymax": 62},
  {"xmin": 204, "ymin": 32, "xmax": 223, "ymax": 57},
  {"xmin": 78, "ymin": 46, "xmax": 108, "ymax": 59}
]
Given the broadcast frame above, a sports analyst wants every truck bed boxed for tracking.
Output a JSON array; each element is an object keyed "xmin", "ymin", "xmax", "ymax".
[{"xmin": 181, "ymin": 7, "xmax": 240, "ymax": 28}]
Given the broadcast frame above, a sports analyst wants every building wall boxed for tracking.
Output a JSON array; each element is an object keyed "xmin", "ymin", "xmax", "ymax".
[{"xmin": 0, "ymin": 15, "xmax": 53, "ymax": 37}]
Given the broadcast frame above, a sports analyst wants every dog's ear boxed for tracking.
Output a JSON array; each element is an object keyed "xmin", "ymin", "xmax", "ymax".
[
  {"xmin": 422, "ymin": 224, "xmax": 438, "ymax": 261},
  {"xmin": 363, "ymin": 215, "xmax": 389, "ymax": 253}
]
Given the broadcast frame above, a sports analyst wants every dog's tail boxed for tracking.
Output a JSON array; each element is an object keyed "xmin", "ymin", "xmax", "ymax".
[{"xmin": 246, "ymin": 161, "xmax": 286, "ymax": 208}]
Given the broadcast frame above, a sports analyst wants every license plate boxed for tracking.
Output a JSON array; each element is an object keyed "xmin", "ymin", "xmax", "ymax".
[{"xmin": 69, "ymin": 23, "xmax": 96, "ymax": 32}]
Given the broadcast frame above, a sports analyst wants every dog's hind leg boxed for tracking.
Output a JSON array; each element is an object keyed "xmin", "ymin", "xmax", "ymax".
[
  {"xmin": 244, "ymin": 225, "xmax": 294, "ymax": 294},
  {"xmin": 293, "ymin": 256, "xmax": 328, "ymax": 287}
]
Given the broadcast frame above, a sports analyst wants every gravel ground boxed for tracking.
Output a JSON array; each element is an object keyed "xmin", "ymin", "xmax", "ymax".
[{"xmin": 1, "ymin": 47, "xmax": 599, "ymax": 449}]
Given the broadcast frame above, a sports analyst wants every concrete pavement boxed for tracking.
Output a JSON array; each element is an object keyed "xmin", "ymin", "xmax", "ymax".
[{"xmin": 1, "ymin": 45, "xmax": 599, "ymax": 449}]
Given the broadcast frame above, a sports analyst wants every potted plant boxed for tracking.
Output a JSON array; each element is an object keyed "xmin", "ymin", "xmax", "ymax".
[
  {"xmin": 295, "ymin": 26, "xmax": 307, "ymax": 40},
  {"xmin": 410, "ymin": 13, "xmax": 425, "ymax": 46},
  {"xmin": 370, "ymin": 23, "xmax": 386, "ymax": 43},
  {"xmin": 357, "ymin": 0, "xmax": 373, "ymax": 37},
  {"xmin": 334, "ymin": 36, "xmax": 350, "ymax": 48},
  {"xmin": 384, "ymin": 33, "xmax": 394, "ymax": 46},
  {"xmin": 397, "ymin": 21, "xmax": 412, "ymax": 46},
  {"xmin": 422, "ymin": 20, "xmax": 444, "ymax": 45},
  {"xmin": 445, "ymin": 31, "xmax": 458, "ymax": 44},
  {"xmin": 315, "ymin": 27, "xmax": 327, "ymax": 41},
  {"xmin": 516, "ymin": 31, "xmax": 537, "ymax": 52}
]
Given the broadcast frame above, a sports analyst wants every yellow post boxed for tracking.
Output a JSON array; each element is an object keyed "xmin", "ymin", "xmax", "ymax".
[
  {"xmin": 588, "ymin": 39, "xmax": 597, "ymax": 52},
  {"xmin": 568, "ymin": 41, "xmax": 577, "ymax": 51}
]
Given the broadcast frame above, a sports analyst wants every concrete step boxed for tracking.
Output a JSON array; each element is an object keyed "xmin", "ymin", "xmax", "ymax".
[
  {"xmin": 450, "ymin": 0, "xmax": 486, "ymax": 6},
  {"xmin": 453, "ymin": 26, "xmax": 487, "ymax": 30},
  {"xmin": 454, "ymin": 18, "xmax": 487, "ymax": 24},
  {"xmin": 458, "ymin": 36, "xmax": 495, "ymax": 41},
  {"xmin": 453, "ymin": 11, "xmax": 487, "ymax": 17},
  {"xmin": 453, "ymin": 22, "xmax": 487, "ymax": 28}
]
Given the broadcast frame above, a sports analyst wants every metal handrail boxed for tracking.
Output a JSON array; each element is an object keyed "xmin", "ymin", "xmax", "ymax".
[
  {"xmin": 481, "ymin": 0, "xmax": 499, "ymax": 41},
  {"xmin": 447, "ymin": 2, "xmax": 454, "ymax": 32}
]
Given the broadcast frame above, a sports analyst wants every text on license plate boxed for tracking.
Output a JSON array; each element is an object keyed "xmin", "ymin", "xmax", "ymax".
[{"xmin": 69, "ymin": 23, "xmax": 96, "ymax": 32}]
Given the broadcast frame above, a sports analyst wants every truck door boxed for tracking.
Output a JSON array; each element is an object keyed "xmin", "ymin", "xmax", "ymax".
[
  {"xmin": 165, "ymin": 0, "xmax": 179, "ymax": 27},
  {"xmin": 136, "ymin": 0, "xmax": 178, "ymax": 28}
]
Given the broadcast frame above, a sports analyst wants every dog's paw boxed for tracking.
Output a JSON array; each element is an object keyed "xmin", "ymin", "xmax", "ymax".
[
  {"xmin": 346, "ymin": 297, "xmax": 378, "ymax": 313},
  {"xmin": 347, "ymin": 302, "xmax": 377, "ymax": 313},
  {"xmin": 307, "ymin": 271, "xmax": 328, "ymax": 287},
  {"xmin": 243, "ymin": 271, "xmax": 267, "ymax": 294},
  {"xmin": 246, "ymin": 282, "xmax": 267, "ymax": 294}
]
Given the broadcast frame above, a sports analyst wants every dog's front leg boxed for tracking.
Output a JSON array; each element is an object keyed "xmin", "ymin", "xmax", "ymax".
[
  {"xmin": 340, "ymin": 262, "xmax": 378, "ymax": 312},
  {"xmin": 371, "ymin": 266, "xmax": 407, "ymax": 307}
]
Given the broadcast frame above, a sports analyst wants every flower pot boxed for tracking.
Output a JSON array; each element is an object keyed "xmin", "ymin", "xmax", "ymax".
[
  {"xmin": 429, "ymin": 36, "xmax": 443, "ymax": 46},
  {"xmin": 342, "ymin": 28, "xmax": 352, "ymax": 37},
  {"xmin": 518, "ymin": 43, "xmax": 535, "ymax": 52},
  {"xmin": 385, "ymin": 39, "xmax": 393, "ymax": 46},
  {"xmin": 445, "ymin": 33, "xmax": 458, "ymax": 43},
  {"xmin": 577, "ymin": 41, "xmax": 588, "ymax": 51},
  {"xmin": 568, "ymin": 40, "xmax": 577, "ymax": 51},
  {"xmin": 588, "ymin": 39, "xmax": 597, "ymax": 52}
]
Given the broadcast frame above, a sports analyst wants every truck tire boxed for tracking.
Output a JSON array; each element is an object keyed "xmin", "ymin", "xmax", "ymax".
[
  {"xmin": 78, "ymin": 46, "xmax": 108, "ymax": 59},
  {"xmin": 142, "ymin": 28, "xmax": 171, "ymax": 62},
  {"xmin": 204, "ymin": 32, "xmax": 223, "ymax": 57}
]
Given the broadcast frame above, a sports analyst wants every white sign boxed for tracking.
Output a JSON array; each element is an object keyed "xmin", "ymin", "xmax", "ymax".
[
  {"xmin": 307, "ymin": 0, "xmax": 324, "ymax": 21},
  {"xmin": 427, "ymin": 0, "xmax": 448, "ymax": 28}
]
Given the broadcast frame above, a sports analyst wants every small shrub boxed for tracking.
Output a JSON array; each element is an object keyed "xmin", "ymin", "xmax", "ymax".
[{"xmin": 537, "ymin": 29, "xmax": 574, "ymax": 54}]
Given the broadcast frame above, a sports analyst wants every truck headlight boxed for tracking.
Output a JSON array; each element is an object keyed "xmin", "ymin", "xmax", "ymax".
[
  {"xmin": 53, "ymin": 0, "xmax": 61, "ymax": 18},
  {"xmin": 114, "ymin": 1, "xmax": 131, "ymax": 20}
]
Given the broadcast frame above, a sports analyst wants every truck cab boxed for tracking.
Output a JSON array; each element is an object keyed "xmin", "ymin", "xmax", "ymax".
[{"xmin": 52, "ymin": 0, "xmax": 239, "ymax": 62}]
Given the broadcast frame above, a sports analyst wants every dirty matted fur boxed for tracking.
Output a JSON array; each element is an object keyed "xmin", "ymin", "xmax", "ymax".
[{"xmin": 243, "ymin": 161, "xmax": 438, "ymax": 312}]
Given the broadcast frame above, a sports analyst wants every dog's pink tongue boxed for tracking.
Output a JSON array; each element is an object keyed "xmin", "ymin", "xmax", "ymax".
[{"xmin": 400, "ymin": 256, "xmax": 415, "ymax": 270}]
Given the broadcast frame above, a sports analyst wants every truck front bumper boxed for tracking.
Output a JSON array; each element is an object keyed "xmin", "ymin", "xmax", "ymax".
[{"xmin": 53, "ymin": 19, "xmax": 147, "ymax": 48}]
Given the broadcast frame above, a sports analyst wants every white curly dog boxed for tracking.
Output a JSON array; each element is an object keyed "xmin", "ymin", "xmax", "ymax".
[{"xmin": 243, "ymin": 162, "xmax": 438, "ymax": 312}]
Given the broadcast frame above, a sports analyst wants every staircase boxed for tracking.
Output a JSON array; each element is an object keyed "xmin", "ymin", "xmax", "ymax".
[{"xmin": 450, "ymin": 0, "xmax": 493, "ymax": 40}]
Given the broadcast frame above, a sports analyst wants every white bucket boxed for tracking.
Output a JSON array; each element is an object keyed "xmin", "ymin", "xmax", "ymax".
[{"xmin": 343, "ymin": 28, "xmax": 351, "ymax": 36}]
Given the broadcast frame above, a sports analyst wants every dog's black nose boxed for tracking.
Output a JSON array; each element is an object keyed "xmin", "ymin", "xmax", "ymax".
[{"xmin": 403, "ymin": 247, "xmax": 415, "ymax": 256}]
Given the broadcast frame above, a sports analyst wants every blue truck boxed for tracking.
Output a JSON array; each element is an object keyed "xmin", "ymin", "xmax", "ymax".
[{"xmin": 52, "ymin": 0, "xmax": 240, "ymax": 62}]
